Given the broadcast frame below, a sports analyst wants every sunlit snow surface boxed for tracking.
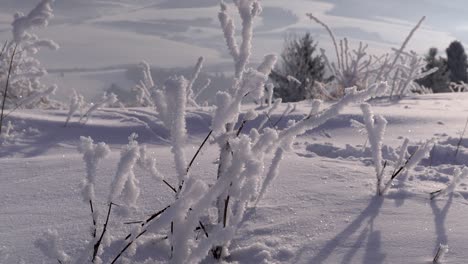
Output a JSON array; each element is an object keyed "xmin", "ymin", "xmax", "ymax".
[{"xmin": 2, "ymin": 93, "xmax": 468, "ymax": 263}]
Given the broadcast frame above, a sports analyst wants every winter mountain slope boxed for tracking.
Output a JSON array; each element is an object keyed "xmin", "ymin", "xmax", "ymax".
[{"xmin": 2, "ymin": 92, "xmax": 468, "ymax": 263}]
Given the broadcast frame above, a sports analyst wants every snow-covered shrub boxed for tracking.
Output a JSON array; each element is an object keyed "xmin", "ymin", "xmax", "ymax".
[
  {"xmin": 64, "ymin": 90, "xmax": 86, "ymax": 127},
  {"xmin": 0, "ymin": 0, "xmax": 60, "ymax": 109},
  {"xmin": 35, "ymin": 134, "xmax": 172, "ymax": 263},
  {"xmin": 36, "ymin": 1, "xmax": 389, "ymax": 263},
  {"xmin": 355, "ymin": 103, "xmax": 435, "ymax": 196},
  {"xmin": 131, "ymin": 57, "xmax": 208, "ymax": 108},
  {"xmin": 308, "ymin": 14, "xmax": 433, "ymax": 100},
  {"xmin": 79, "ymin": 93, "xmax": 118, "ymax": 124}
]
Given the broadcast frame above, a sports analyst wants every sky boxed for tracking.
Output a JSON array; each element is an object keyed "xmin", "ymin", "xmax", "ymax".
[{"xmin": 0, "ymin": 0, "xmax": 466, "ymax": 70}]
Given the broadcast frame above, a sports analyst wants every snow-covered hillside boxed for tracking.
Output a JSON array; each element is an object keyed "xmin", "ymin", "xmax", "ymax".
[{"xmin": 2, "ymin": 93, "xmax": 468, "ymax": 263}]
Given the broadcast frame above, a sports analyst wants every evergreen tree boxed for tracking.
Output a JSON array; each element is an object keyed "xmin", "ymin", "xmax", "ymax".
[
  {"xmin": 270, "ymin": 33, "xmax": 326, "ymax": 102},
  {"xmin": 446, "ymin": 40, "xmax": 467, "ymax": 84},
  {"xmin": 417, "ymin": 47, "xmax": 450, "ymax": 93}
]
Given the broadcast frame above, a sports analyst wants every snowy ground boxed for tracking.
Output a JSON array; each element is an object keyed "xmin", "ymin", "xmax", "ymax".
[{"xmin": 2, "ymin": 92, "xmax": 468, "ymax": 263}]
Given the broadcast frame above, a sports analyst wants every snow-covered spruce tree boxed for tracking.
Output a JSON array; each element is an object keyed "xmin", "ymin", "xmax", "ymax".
[
  {"xmin": 446, "ymin": 40, "xmax": 468, "ymax": 85},
  {"xmin": 416, "ymin": 47, "xmax": 450, "ymax": 93},
  {"xmin": 270, "ymin": 33, "xmax": 326, "ymax": 102},
  {"xmin": 0, "ymin": 0, "xmax": 60, "ymax": 109}
]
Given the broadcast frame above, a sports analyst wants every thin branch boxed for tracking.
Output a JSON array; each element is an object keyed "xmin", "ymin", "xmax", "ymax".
[
  {"xmin": 223, "ymin": 196, "xmax": 230, "ymax": 228},
  {"xmin": 236, "ymin": 120, "xmax": 248, "ymax": 136},
  {"xmin": 89, "ymin": 200, "xmax": 97, "ymax": 238},
  {"xmin": 92, "ymin": 202, "xmax": 114, "ymax": 262},
  {"xmin": 111, "ymin": 230, "xmax": 148, "ymax": 264},
  {"xmin": 454, "ymin": 117, "xmax": 468, "ymax": 162},
  {"xmin": 163, "ymin": 179, "xmax": 177, "ymax": 193},
  {"xmin": 187, "ymin": 130, "xmax": 213, "ymax": 174},
  {"xmin": 0, "ymin": 43, "xmax": 18, "ymax": 134},
  {"xmin": 198, "ymin": 220, "xmax": 209, "ymax": 238},
  {"xmin": 0, "ymin": 41, "xmax": 8, "ymax": 58}
]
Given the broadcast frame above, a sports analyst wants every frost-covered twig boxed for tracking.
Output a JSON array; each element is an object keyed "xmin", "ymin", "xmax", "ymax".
[
  {"xmin": 0, "ymin": 44, "xmax": 17, "ymax": 135},
  {"xmin": 430, "ymin": 168, "xmax": 468, "ymax": 200},
  {"xmin": 64, "ymin": 90, "xmax": 85, "ymax": 127},
  {"xmin": 34, "ymin": 230, "xmax": 70, "ymax": 264},
  {"xmin": 218, "ymin": 0, "xmax": 261, "ymax": 79},
  {"xmin": 454, "ymin": 117, "xmax": 468, "ymax": 162},
  {"xmin": 277, "ymin": 82, "xmax": 388, "ymax": 149},
  {"xmin": 78, "ymin": 137, "xmax": 110, "ymax": 237},
  {"xmin": 80, "ymin": 93, "xmax": 118, "ymax": 124},
  {"xmin": 433, "ymin": 244, "xmax": 449, "ymax": 263},
  {"xmin": 92, "ymin": 202, "xmax": 115, "ymax": 262},
  {"xmin": 255, "ymin": 148, "xmax": 284, "ymax": 205},
  {"xmin": 360, "ymin": 103, "xmax": 387, "ymax": 195},
  {"xmin": 187, "ymin": 57, "xmax": 204, "ymax": 107},
  {"xmin": 108, "ymin": 133, "xmax": 141, "ymax": 209},
  {"xmin": 381, "ymin": 139, "xmax": 435, "ymax": 195},
  {"xmin": 384, "ymin": 16, "xmax": 425, "ymax": 80},
  {"xmin": 307, "ymin": 13, "xmax": 341, "ymax": 70},
  {"xmin": 186, "ymin": 130, "xmax": 213, "ymax": 174}
]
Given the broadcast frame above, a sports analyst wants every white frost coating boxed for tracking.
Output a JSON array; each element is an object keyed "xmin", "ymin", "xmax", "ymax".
[
  {"xmin": 80, "ymin": 93, "xmax": 118, "ymax": 124},
  {"xmin": 405, "ymin": 139, "xmax": 435, "ymax": 169},
  {"xmin": 140, "ymin": 61, "xmax": 154, "ymax": 88},
  {"xmin": 137, "ymin": 145, "xmax": 163, "ymax": 181},
  {"xmin": 133, "ymin": 61, "xmax": 155, "ymax": 107},
  {"xmin": 78, "ymin": 136, "xmax": 110, "ymax": 203},
  {"xmin": 255, "ymin": 148, "xmax": 284, "ymax": 205},
  {"xmin": 287, "ymin": 75, "xmax": 302, "ymax": 85},
  {"xmin": 432, "ymin": 168, "xmax": 468, "ymax": 199},
  {"xmin": 257, "ymin": 54, "xmax": 277, "ymax": 75},
  {"xmin": 433, "ymin": 244, "xmax": 449, "ymax": 264},
  {"xmin": 266, "ymin": 83, "xmax": 274, "ymax": 107},
  {"xmin": 382, "ymin": 138, "xmax": 435, "ymax": 194},
  {"xmin": 308, "ymin": 99, "xmax": 322, "ymax": 117},
  {"xmin": 108, "ymin": 134, "xmax": 141, "ymax": 208},
  {"xmin": 218, "ymin": 0, "xmax": 261, "ymax": 78},
  {"xmin": 277, "ymin": 82, "xmax": 388, "ymax": 149},
  {"xmin": 187, "ymin": 57, "xmax": 204, "ymax": 93},
  {"xmin": 15, "ymin": 85, "xmax": 56, "ymax": 108},
  {"xmin": 64, "ymin": 90, "xmax": 85, "ymax": 127},
  {"xmin": 218, "ymin": 2, "xmax": 239, "ymax": 68},
  {"xmin": 393, "ymin": 138, "xmax": 410, "ymax": 173},
  {"xmin": 34, "ymin": 229, "xmax": 70, "ymax": 263},
  {"xmin": 164, "ymin": 76, "xmax": 188, "ymax": 184},
  {"xmin": 193, "ymin": 78, "xmax": 211, "ymax": 101},
  {"xmin": 350, "ymin": 119, "xmax": 367, "ymax": 136},
  {"xmin": 2, "ymin": 0, "xmax": 60, "ymax": 109},
  {"xmin": 258, "ymin": 98, "xmax": 281, "ymax": 131},
  {"xmin": 240, "ymin": 69, "xmax": 268, "ymax": 100},
  {"xmin": 244, "ymin": 109, "xmax": 258, "ymax": 121},
  {"xmin": 12, "ymin": 0, "xmax": 56, "ymax": 43},
  {"xmin": 186, "ymin": 57, "xmax": 204, "ymax": 107},
  {"xmin": 253, "ymin": 128, "xmax": 278, "ymax": 154},
  {"xmin": 211, "ymin": 91, "xmax": 243, "ymax": 134},
  {"xmin": 360, "ymin": 103, "xmax": 387, "ymax": 194}
]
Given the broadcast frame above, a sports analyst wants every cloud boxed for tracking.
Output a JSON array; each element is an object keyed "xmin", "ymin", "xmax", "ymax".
[
  {"xmin": 156, "ymin": 0, "xmax": 218, "ymax": 9},
  {"xmin": 257, "ymin": 7, "xmax": 300, "ymax": 31}
]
